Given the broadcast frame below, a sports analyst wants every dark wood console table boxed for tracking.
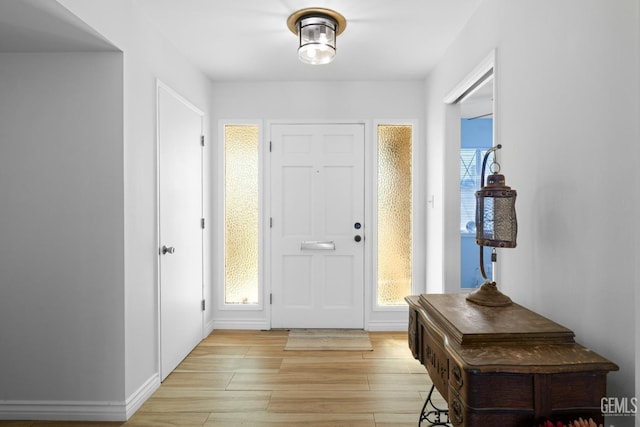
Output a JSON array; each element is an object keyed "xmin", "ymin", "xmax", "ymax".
[{"xmin": 406, "ymin": 294, "xmax": 618, "ymax": 427}]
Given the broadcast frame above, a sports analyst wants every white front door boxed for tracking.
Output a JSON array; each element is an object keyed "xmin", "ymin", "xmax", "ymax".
[
  {"xmin": 270, "ymin": 123, "xmax": 365, "ymax": 329},
  {"xmin": 158, "ymin": 84, "xmax": 203, "ymax": 380}
]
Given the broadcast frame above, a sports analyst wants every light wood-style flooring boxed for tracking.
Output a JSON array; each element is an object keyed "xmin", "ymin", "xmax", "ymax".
[{"xmin": 1, "ymin": 330, "xmax": 444, "ymax": 427}]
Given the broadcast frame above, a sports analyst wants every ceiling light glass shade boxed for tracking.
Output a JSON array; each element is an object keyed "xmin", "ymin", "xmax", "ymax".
[
  {"xmin": 297, "ymin": 15, "xmax": 337, "ymax": 65},
  {"xmin": 287, "ymin": 8, "xmax": 346, "ymax": 65}
]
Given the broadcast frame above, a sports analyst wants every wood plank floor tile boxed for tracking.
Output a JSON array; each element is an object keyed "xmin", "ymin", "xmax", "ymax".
[
  {"xmin": 26, "ymin": 423, "xmax": 123, "ymax": 427},
  {"xmin": 268, "ymin": 390, "xmax": 424, "ymax": 414},
  {"xmin": 246, "ymin": 348, "xmax": 369, "ymax": 359},
  {"xmin": 7, "ymin": 331, "xmax": 433, "ymax": 426},
  {"xmin": 123, "ymin": 412, "xmax": 209, "ymax": 426},
  {"xmin": 200, "ymin": 330, "xmax": 288, "ymax": 346},
  {"xmin": 203, "ymin": 412, "xmax": 375, "ymax": 427},
  {"xmin": 161, "ymin": 372, "xmax": 234, "ymax": 389},
  {"xmin": 188, "ymin": 345, "xmax": 251, "ymax": 358},
  {"xmin": 279, "ymin": 357, "xmax": 414, "ymax": 374},
  {"xmin": 367, "ymin": 373, "xmax": 431, "ymax": 391},
  {"xmin": 175, "ymin": 356, "xmax": 282, "ymax": 373},
  {"xmin": 419, "ymin": 389, "xmax": 448, "ymax": 408},
  {"xmin": 227, "ymin": 372, "xmax": 370, "ymax": 391},
  {"xmin": 373, "ymin": 412, "xmax": 421, "ymax": 426},
  {"xmin": 139, "ymin": 390, "xmax": 271, "ymax": 413}
]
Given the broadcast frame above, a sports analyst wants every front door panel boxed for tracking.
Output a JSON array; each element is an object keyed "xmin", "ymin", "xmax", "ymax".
[{"xmin": 271, "ymin": 123, "xmax": 365, "ymax": 329}]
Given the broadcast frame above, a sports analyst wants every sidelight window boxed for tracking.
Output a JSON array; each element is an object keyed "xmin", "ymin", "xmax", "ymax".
[
  {"xmin": 376, "ymin": 124, "xmax": 413, "ymax": 306},
  {"xmin": 224, "ymin": 124, "xmax": 259, "ymax": 305}
]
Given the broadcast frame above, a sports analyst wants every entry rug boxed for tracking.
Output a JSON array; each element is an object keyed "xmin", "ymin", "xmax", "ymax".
[{"xmin": 284, "ymin": 329, "xmax": 373, "ymax": 351}]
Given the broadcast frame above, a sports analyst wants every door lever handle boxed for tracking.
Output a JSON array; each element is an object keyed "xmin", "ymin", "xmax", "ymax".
[{"xmin": 161, "ymin": 245, "xmax": 175, "ymax": 255}]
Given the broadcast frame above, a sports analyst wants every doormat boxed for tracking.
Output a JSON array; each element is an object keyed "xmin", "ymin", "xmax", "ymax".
[{"xmin": 284, "ymin": 329, "xmax": 373, "ymax": 351}]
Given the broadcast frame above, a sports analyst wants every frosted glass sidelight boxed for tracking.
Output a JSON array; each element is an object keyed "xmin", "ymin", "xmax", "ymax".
[
  {"xmin": 224, "ymin": 125, "xmax": 259, "ymax": 305},
  {"xmin": 377, "ymin": 125, "xmax": 412, "ymax": 306}
]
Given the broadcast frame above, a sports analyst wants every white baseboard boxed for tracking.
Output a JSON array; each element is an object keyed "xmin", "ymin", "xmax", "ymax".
[
  {"xmin": 205, "ymin": 317, "xmax": 216, "ymax": 336},
  {"xmin": 367, "ymin": 319, "xmax": 408, "ymax": 331},
  {"xmin": 0, "ymin": 400, "xmax": 126, "ymax": 422},
  {"xmin": 125, "ymin": 372, "xmax": 160, "ymax": 420},
  {"xmin": 211, "ymin": 319, "xmax": 270, "ymax": 330},
  {"xmin": 0, "ymin": 373, "xmax": 160, "ymax": 422},
  {"xmin": 209, "ymin": 320, "xmax": 406, "ymax": 332}
]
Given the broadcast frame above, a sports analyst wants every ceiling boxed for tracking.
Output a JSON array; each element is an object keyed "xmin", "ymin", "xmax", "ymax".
[
  {"xmin": 134, "ymin": 0, "xmax": 483, "ymax": 81},
  {"xmin": 0, "ymin": 0, "xmax": 484, "ymax": 82},
  {"xmin": 0, "ymin": 0, "xmax": 116, "ymax": 52}
]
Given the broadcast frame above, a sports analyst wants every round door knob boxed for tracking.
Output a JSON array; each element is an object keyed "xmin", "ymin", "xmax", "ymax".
[
  {"xmin": 354, "ymin": 235, "xmax": 362, "ymax": 242},
  {"xmin": 162, "ymin": 245, "xmax": 175, "ymax": 255}
]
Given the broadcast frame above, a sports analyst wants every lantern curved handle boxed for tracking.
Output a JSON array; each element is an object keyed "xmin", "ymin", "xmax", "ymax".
[{"xmin": 480, "ymin": 144, "xmax": 502, "ymax": 187}]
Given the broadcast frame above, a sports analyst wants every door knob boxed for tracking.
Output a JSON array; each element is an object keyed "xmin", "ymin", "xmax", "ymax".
[
  {"xmin": 354, "ymin": 235, "xmax": 362, "ymax": 242},
  {"xmin": 162, "ymin": 245, "xmax": 175, "ymax": 255}
]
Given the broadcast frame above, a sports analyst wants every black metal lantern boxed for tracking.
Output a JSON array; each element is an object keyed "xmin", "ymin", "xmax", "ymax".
[{"xmin": 467, "ymin": 144, "xmax": 517, "ymax": 306}]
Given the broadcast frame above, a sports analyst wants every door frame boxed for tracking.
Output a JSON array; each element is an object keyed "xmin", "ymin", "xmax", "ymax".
[
  {"xmin": 212, "ymin": 118, "xmax": 422, "ymax": 331},
  {"xmin": 264, "ymin": 120, "xmax": 373, "ymax": 329},
  {"xmin": 155, "ymin": 79, "xmax": 205, "ymax": 378}
]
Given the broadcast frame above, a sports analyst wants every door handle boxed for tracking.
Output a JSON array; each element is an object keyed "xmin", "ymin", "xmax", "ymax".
[{"xmin": 161, "ymin": 245, "xmax": 175, "ymax": 255}]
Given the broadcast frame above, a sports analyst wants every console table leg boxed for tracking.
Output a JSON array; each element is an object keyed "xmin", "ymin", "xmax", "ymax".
[{"xmin": 418, "ymin": 384, "xmax": 451, "ymax": 426}]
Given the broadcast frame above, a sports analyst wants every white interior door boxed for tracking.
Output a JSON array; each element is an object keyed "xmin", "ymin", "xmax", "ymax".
[
  {"xmin": 270, "ymin": 123, "xmax": 365, "ymax": 329},
  {"xmin": 158, "ymin": 84, "xmax": 203, "ymax": 380}
]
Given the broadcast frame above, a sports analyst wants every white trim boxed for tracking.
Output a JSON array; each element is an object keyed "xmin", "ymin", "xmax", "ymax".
[
  {"xmin": 441, "ymin": 49, "xmax": 498, "ymax": 294},
  {"xmin": 124, "ymin": 373, "xmax": 161, "ymax": 420},
  {"xmin": 211, "ymin": 319, "xmax": 270, "ymax": 330},
  {"xmin": 156, "ymin": 80, "xmax": 205, "ymax": 116},
  {"xmin": 367, "ymin": 318, "xmax": 409, "ymax": 332},
  {"xmin": 444, "ymin": 49, "xmax": 496, "ymax": 105},
  {"xmin": 205, "ymin": 317, "xmax": 216, "ymax": 336},
  {"xmin": 0, "ymin": 401, "xmax": 127, "ymax": 422},
  {"xmin": 0, "ymin": 374, "xmax": 159, "ymax": 422}
]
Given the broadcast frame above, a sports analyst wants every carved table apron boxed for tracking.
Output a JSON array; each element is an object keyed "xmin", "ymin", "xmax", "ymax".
[{"xmin": 406, "ymin": 294, "xmax": 618, "ymax": 427}]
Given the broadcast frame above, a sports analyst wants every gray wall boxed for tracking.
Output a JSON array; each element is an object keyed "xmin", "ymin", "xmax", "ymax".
[
  {"xmin": 0, "ymin": 52, "xmax": 125, "ymax": 401},
  {"xmin": 59, "ymin": 0, "xmax": 214, "ymax": 405},
  {"xmin": 0, "ymin": 0, "xmax": 214, "ymax": 419}
]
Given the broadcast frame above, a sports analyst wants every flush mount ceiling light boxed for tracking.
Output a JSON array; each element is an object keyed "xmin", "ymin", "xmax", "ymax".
[{"xmin": 287, "ymin": 7, "xmax": 347, "ymax": 65}]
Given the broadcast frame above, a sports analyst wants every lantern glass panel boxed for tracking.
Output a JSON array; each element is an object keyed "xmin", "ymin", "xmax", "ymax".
[{"xmin": 476, "ymin": 191, "xmax": 517, "ymax": 247}]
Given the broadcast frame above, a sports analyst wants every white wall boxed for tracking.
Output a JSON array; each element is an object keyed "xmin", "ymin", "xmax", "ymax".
[
  {"xmin": 210, "ymin": 81, "xmax": 426, "ymax": 329},
  {"xmin": 426, "ymin": 1, "xmax": 638, "ymax": 425},
  {"xmin": 0, "ymin": 52, "xmax": 124, "ymax": 403}
]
